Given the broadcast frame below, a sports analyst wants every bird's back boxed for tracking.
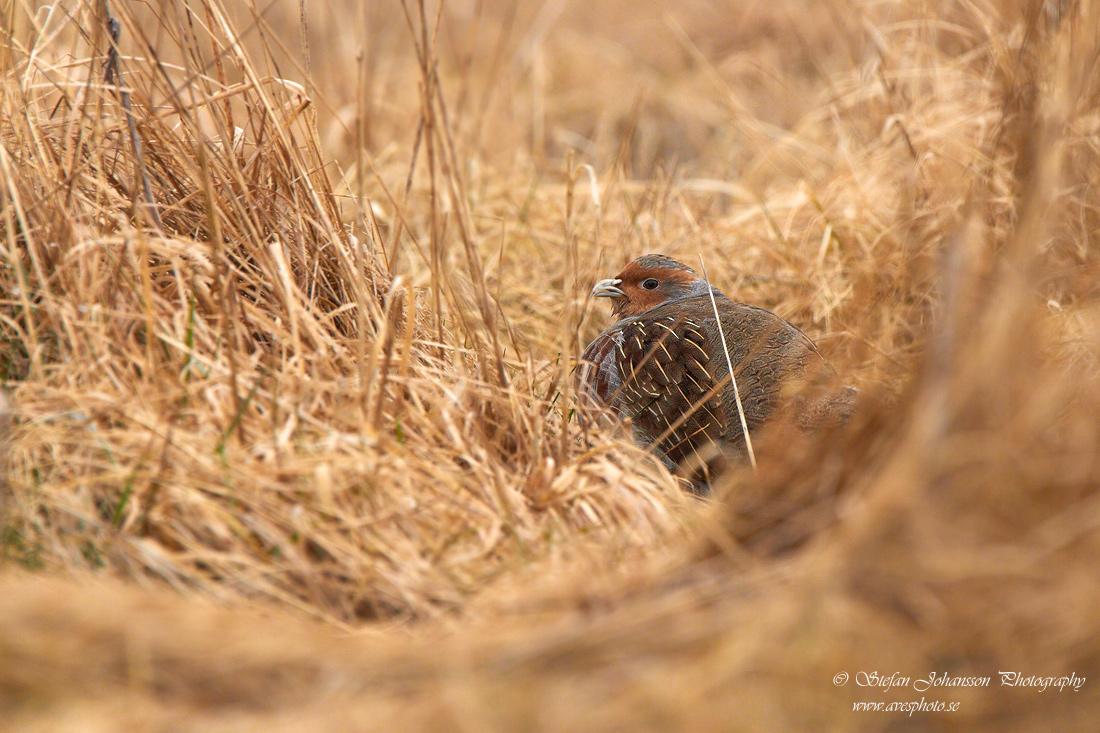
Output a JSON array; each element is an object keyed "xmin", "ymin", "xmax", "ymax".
[
  {"xmin": 579, "ymin": 294, "xmax": 829, "ymax": 463},
  {"xmin": 698, "ymin": 297, "xmax": 825, "ymax": 442}
]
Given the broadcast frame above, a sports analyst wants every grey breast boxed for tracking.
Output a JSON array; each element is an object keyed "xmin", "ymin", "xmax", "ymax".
[{"xmin": 578, "ymin": 327, "xmax": 624, "ymax": 408}]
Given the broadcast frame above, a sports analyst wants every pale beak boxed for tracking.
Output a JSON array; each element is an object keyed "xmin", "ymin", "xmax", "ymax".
[{"xmin": 591, "ymin": 278, "xmax": 625, "ymax": 298}]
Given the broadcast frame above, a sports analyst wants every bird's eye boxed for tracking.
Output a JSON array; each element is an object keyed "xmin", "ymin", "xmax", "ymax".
[{"xmin": 641, "ymin": 278, "xmax": 660, "ymax": 290}]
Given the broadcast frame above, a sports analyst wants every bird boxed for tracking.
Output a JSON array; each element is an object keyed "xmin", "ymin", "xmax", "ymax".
[{"xmin": 577, "ymin": 254, "xmax": 854, "ymax": 486}]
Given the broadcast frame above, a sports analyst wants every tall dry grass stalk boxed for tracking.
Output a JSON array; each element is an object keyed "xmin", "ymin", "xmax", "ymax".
[{"xmin": 3, "ymin": 0, "xmax": 1100, "ymax": 730}]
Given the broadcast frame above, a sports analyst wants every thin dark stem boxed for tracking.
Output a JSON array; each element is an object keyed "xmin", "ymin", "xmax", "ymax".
[{"xmin": 102, "ymin": 0, "xmax": 163, "ymax": 231}]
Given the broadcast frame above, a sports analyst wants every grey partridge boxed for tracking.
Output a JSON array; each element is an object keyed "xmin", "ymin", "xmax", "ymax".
[{"xmin": 578, "ymin": 254, "xmax": 853, "ymax": 481}]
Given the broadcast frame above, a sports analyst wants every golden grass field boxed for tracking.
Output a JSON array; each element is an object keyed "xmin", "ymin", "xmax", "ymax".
[{"xmin": 2, "ymin": 0, "xmax": 1100, "ymax": 729}]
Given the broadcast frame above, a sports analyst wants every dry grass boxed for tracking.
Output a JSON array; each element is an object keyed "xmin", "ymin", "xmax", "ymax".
[{"xmin": 2, "ymin": 0, "xmax": 1100, "ymax": 729}]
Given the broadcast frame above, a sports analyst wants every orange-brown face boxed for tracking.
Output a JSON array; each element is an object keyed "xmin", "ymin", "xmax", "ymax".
[{"xmin": 591, "ymin": 256, "xmax": 705, "ymax": 320}]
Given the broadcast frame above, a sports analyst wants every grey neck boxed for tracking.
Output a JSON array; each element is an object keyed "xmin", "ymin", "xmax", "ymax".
[{"xmin": 683, "ymin": 278, "xmax": 724, "ymax": 300}]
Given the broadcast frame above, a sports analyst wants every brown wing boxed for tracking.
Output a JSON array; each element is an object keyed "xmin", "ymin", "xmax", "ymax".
[{"xmin": 615, "ymin": 315, "xmax": 726, "ymax": 469}]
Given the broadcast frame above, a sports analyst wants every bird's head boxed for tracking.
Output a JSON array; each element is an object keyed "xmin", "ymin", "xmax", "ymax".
[{"xmin": 591, "ymin": 254, "xmax": 717, "ymax": 319}]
